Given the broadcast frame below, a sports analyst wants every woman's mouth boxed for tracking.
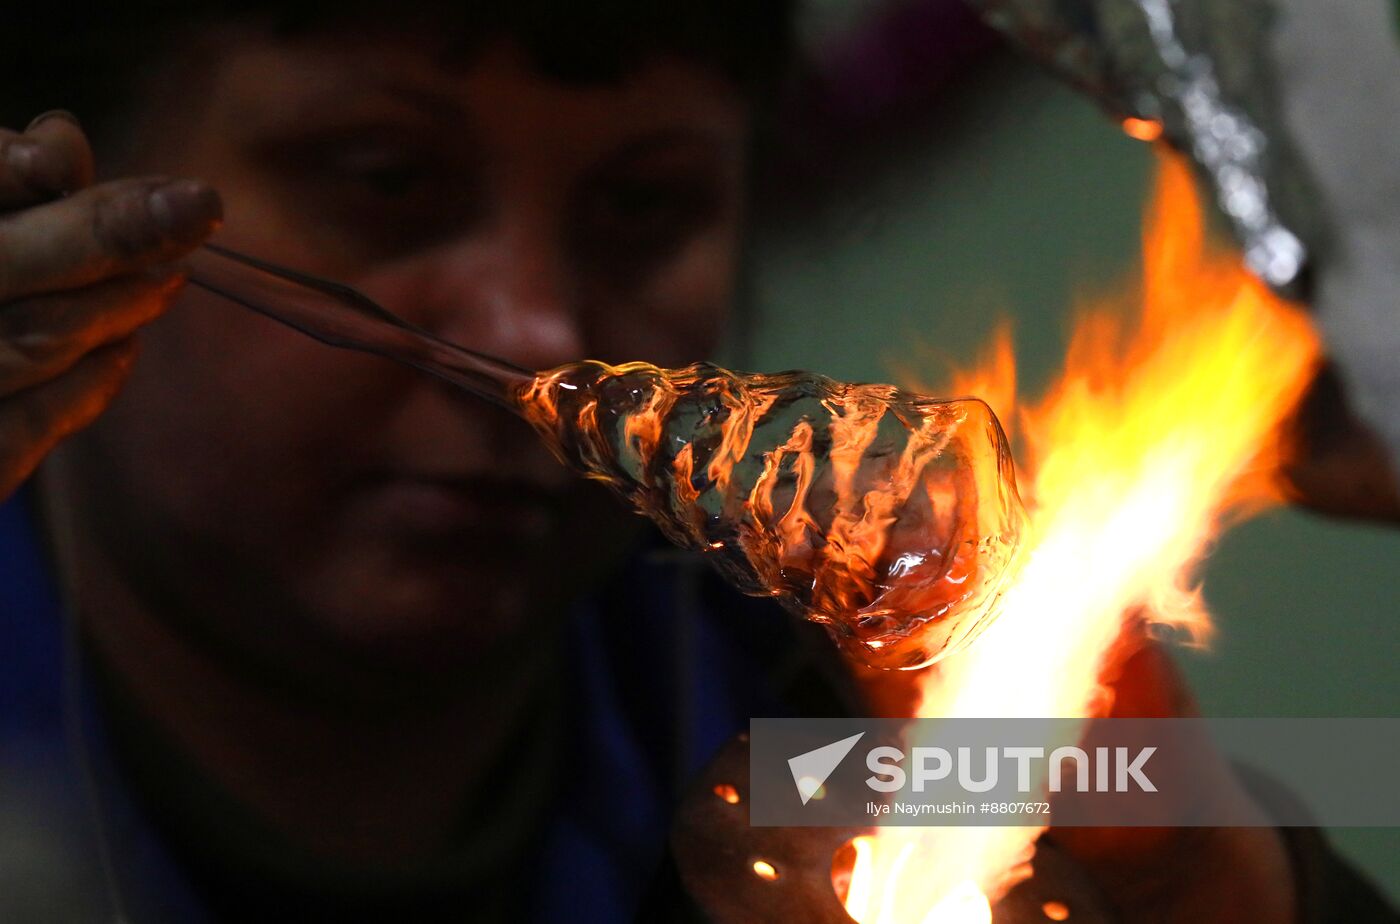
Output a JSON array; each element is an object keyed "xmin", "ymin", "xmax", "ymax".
[{"xmin": 344, "ymin": 474, "xmax": 563, "ymax": 543}]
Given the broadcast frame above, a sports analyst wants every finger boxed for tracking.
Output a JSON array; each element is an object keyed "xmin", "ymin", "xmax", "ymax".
[
  {"xmin": 1099, "ymin": 637, "xmax": 1201, "ymax": 720},
  {"xmin": 0, "ymin": 337, "xmax": 136, "ymax": 500},
  {"xmin": 0, "ymin": 111, "xmax": 97, "ymax": 207},
  {"xmin": 0, "ymin": 177, "xmax": 221, "ymax": 302},
  {"xmin": 0, "ymin": 271, "xmax": 183, "ymax": 394}
]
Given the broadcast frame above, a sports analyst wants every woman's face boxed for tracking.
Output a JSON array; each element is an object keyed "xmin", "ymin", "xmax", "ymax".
[{"xmin": 63, "ymin": 22, "xmax": 748, "ymax": 672}]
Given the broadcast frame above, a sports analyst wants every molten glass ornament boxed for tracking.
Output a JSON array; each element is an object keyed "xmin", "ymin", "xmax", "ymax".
[
  {"xmin": 187, "ymin": 245, "xmax": 1024, "ymax": 669},
  {"xmin": 518, "ymin": 361, "xmax": 1023, "ymax": 668}
]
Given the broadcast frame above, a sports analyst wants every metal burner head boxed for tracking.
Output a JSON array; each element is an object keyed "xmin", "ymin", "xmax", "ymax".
[{"xmin": 658, "ymin": 734, "xmax": 1116, "ymax": 924}]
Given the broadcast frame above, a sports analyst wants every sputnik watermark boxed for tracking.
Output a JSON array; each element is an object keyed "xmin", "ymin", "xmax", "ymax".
[
  {"xmin": 864, "ymin": 745, "xmax": 1156, "ymax": 793},
  {"xmin": 787, "ymin": 732, "xmax": 865, "ymax": 805},
  {"xmin": 785, "ymin": 737, "xmax": 1155, "ymax": 803},
  {"xmin": 749, "ymin": 718, "xmax": 1400, "ymax": 827}
]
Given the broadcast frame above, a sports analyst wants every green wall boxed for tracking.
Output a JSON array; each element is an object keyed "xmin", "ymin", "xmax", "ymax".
[{"xmin": 748, "ymin": 51, "xmax": 1400, "ymax": 898}]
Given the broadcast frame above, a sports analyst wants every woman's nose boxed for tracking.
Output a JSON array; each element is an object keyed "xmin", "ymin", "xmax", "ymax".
[{"xmin": 362, "ymin": 225, "xmax": 586, "ymax": 372}]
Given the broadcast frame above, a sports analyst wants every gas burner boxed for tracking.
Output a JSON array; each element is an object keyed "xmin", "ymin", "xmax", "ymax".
[{"xmin": 650, "ymin": 734, "xmax": 1115, "ymax": 924}]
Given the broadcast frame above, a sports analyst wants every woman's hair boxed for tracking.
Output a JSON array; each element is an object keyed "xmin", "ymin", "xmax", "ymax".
[{"xmin": 2, "ymin": 1, "xmax": 796, "ymax": 140}]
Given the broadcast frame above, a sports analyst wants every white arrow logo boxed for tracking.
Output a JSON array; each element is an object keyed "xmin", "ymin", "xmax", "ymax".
[{"xmin": 788, "ymin": 732, "xmax": 865, "ymax": 805}]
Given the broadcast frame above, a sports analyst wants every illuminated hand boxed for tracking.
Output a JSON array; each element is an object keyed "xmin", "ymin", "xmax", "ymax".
[
  {"xmin": 0, "ymin": 111, "xmax": 221, "ymax": 500},
  {"xmin": 1049, "ymin": 641, "xmax": 1298, "ymax": 923}
]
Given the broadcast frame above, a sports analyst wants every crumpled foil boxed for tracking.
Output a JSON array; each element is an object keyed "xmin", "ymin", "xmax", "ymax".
[
  {"xmin": 964, "ymin": 0, "xmax": 1312, "ymax": 291},
  {"xmin": 966, "ymin": 0, "xmax": 1400, "ymax": 490}
]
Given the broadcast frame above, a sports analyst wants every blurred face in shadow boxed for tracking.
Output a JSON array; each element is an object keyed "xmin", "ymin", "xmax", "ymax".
[{"xmin": 57, "ymin": 17, "xmax": 749, "ymax": 679}]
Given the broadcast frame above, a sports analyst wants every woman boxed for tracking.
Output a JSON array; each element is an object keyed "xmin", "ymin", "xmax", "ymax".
[
  {"xmin": 0, "ymin": 2, "xmax": 1388, "ymax": 922},
  {"xmin": 1, "ymin": 4, "xmax": 814, "ymax": 921}
]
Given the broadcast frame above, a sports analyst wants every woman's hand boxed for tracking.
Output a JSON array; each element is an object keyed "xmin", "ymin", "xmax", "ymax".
[
  {"xmin": 0, "ymin": 110, "xmax": 221, "ymax": 500},
  {"xmin": 1050, "ymin": 641, "xmax": 1299, "ymax": 923}
]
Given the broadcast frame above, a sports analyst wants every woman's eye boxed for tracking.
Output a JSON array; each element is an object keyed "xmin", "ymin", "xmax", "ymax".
[
  {"xmin": 256, "ymin": 129, "xmax": 487, "ymax": 258},
  {"xmin": 329, "ymin": 146, "xmax": 435, "ymax": 199},
  {"xmin": 605, "ymin": 183, "xmax": 713, "ymax": 231},
  {"xmin": 260, "ymin": 129, "xmax": 454, "ymax": 208},
  {"xmin": 576, "ymin": 178, "xmax": 723, "ymax": 267}
]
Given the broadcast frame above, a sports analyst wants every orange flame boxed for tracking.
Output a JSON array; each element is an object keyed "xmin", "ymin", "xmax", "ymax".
[
  {"xmin": 842, "ymin": 154, "xmax": 1321, "ymax": 921},
  {"xmin": 1121, "ymin": 117, "xmax": 1165, "ymax": 142},
  {"xmin": 947, "ymin": 323, "xmax": 1017, "ymax": 438}
]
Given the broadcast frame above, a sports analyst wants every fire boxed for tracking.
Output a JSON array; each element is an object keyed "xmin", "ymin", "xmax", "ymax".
[
  {"xmin": 1121, "ymin": 117, "xmax": 1165, "ymax": 142},
  {"xmin": 841, "ymin": 154, "xmax": 1321, "ymax": 921}
]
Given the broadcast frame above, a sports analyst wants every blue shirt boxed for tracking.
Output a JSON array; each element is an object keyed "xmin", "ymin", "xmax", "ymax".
[{"xmin": 0, "ymin": 491, "xmax": 821, "ymax": 921}]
